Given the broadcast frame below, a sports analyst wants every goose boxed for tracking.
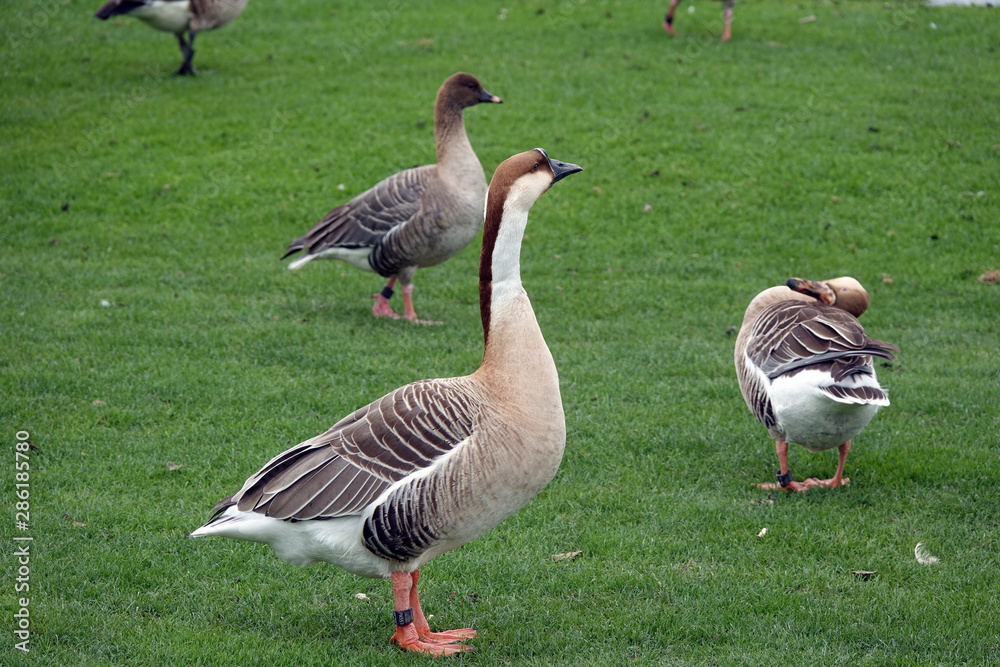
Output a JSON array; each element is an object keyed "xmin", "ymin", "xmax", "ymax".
[
  {"xmin": 191, "ymin": 148, "xmax": 582, "ymax": 655},
  {"xmin": 94, "ymin": 0, "xmax": 249, "ymax": 75},
  {"xmin": 734, "ymin": 277, "xmax": 898, "ymax": 493},
  {"xmin": 281, "ymin": 72, "xmax": 503, "ymax": 324},
  {"xmin": 663, "ymin": 0, "xmax": 734, "ymax": 41}
]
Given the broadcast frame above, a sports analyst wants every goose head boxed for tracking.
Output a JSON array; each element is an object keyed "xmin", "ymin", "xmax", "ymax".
[
  {"xmin": 440, "ymin": 72, "xmax": 502, "ymax": 109},
  {"xmin": 787, "ymin": 276, "xmax": 870, "ymax": 317},
  {"xmin": 483, "ymin": 148, "xmax": 582, "ymax": 237}
]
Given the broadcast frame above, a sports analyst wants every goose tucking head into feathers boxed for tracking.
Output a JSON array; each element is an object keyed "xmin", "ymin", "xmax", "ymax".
[{"xmin": 735, "ymin": 276, "xmax": 898, "ymax": 493}]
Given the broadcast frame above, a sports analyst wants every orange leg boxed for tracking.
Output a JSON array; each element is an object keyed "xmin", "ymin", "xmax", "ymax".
[
  {"xmin": 721, "ymin": 6, "xmax": 733, "ymax": 41},
  {"xmin": 389, "ymin": 571, "xmax": 475, "ymax": 656},
  {"xmin": 372, "ymin": 277, "xmax": 401, "ymax": 319},
  {"xmin": 816, "ymin": 441, "xmax": 851, "ymax": 489},
  {"xmin": 663, "ymin": 0, "xmax": 681, "ymax": 35},
  {"xmin": 758, "ymin": 440, "xmax": 851, "ymax": 493},
  {"xmin": 399, "ymin": 285, "xmax": 443, "ymax": 326}
]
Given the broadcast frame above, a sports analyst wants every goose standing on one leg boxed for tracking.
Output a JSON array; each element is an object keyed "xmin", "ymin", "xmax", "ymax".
[
  {"xmin": 735, "ymin": 277, "xmax": 898, "ymax": 493},
  {"xmin": 94, "ymin": 0, "xmax": 249, "ymax": 75},
  {"xmin": 663, "ymin": 0, "xmax": 734, "ymax": 41},
  {"xmin": 281, "ymin": 72, "xmax": 502, "ymax": 324},
  {"xmin": 191, "ymin": 149, "xmax": 582, "ymax": 656}
]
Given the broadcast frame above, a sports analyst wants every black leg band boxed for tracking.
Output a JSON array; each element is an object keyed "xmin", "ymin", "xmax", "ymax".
[
  {"xmin": 394, "ymin": 608, "xmax": 414, "ymax": 626},
  {"xmin": 777, "ymin": 470, "xmax": 794, "ymax": 488},
  {"xmin": 380, "ymin": 285, "xmax": 394, "ymax": 300},
  {"xmin": 665, "ymin": 14, "xmax": 673, "ymax": 24}
]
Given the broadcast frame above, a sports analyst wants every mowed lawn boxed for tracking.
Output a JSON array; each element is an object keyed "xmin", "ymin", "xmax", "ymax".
[{"xmin": 2, "ymin": 0, "xmax": 999, "ymax": 664}]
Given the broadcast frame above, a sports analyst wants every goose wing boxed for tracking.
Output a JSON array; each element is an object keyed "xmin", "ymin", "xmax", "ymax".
[
  {"xmin": 747, "ymin": 301, "xmax": 897, "ymax": 380},
  {"xmin": 282, "ymin": 166, "xmax": 432, "ymax": 259},
  {"xmin": 208, "ymin": 378, "xmax": 479, "ymax": 523}
]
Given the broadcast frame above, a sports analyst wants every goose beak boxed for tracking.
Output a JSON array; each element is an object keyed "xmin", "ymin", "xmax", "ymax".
[
  {"xmin": 787, "ymin": 277, "xmax": 836, "ymax": 305},
  {"xmin": 547, "ymin": 157, "xmax": 583, "ymax": 185},
  {"xmin": 480, "ymin": 88, "xmax": 502, "ymax": 104}
]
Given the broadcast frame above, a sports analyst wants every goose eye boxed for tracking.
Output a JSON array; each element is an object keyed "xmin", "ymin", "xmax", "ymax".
[{"xmin": 532, "ymin": 162, "xmax": 539, "ymax": 171}]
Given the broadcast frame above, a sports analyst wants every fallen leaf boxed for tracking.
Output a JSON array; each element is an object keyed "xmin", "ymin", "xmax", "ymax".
[
  {"xmin": 853, "ymin": 570, "xmax": 876, "ymax": 580},
  {"xmin": 915, "ymin": 542, "xmax": 939, "ymax": 565},
  {"xmin": 643, "ymin": 203, "xmax": 654, "ymax": 213},
  {"xmin": 551, "ymin": 550, "xmax": 583, "ymax": 562},
  {"xmin": 881, "ymin": 273, "xmax": 894, "ymax": 284},
  {"xmin": 757, "ymin": 527, "xmax": 768, "ymax": 538},
  {"xmin": 92, "ymin": 400, "xmax": 106, "ymax": 407},
  {"xmin": 167, "ymin": 461, "xmax": 182, "ymax": 471},
  {"xmin": 977, "ymin": 270, "xmax": 1000, "ymax": 284},
  {"xmin": 355, "ymin": 593, "xmax": 369, "ymax": 600}
]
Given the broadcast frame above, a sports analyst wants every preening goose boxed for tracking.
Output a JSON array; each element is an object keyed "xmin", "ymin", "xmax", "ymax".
[
  {"xmin": 663, "ymin": 0, "xmax": 734, "ymax": 41},
  {"xmin": 94, "ymin": 0, "xmax": 249, "ymax": 75},
  {"xmin": 191, "ymin": 148, "xmax": 582, "ymax": 655},
  {"xmin": 735, "ymin": 277, "xmax": 898, "ymax": 493},
  {"xmin": 281, "ymin": 72, "xmax": 502, "ymax": 324}
]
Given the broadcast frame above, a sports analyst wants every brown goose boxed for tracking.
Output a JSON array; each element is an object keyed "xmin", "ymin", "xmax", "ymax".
[
  {"xmin": 94, "ymin": 0, "xmax": 249, "ymax": 75},
  {"xmin": 663, "ymin": 0, "xmax": 734, "ymax": 41},
  {"xmin": 281, "ymin": 72, "xmax": 502, "ymax": 324},
  {"xmin": 735, "ymin": 277, "xmax": 898, "ymax": 493},
  {"xmin": 191, "ymin": 149, "xmax": 582, "ymax": 655}
]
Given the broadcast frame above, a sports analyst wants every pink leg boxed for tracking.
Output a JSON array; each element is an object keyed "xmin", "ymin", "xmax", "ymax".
[
  {"xmin": 372, "ymin": 276, "xmax": 400, "ymax": 319},
  {"xmin": 817, "ymin": 441, "xmax": 851, "ymax": 489},
  {"xmin": 721, "ymin": 6, "xmax": 733, "ymax": 41},
  {"xmin": 663, "ymin": 0, "xmax": 681, "ymax": 34},
  {"xmin": 389, "ymin": 571, "xmax": 474, "ymax": 656},
  {"xmin": 400, "ymin": 284, "xmax": 418, "ymax": 323},
  {"xmin": 758, "ymin": 440, "xmax": 816, "ymax": 494}
]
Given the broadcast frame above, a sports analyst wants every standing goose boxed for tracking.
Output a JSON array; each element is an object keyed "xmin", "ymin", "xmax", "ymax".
[
  {"xmin": 735, "ymin": 277, "xmax": 898, "ymax": 493},
  {"xmin": 94, "ymin": 0, "xmax": 249, "ymax": 75},
  {"xmin": 281, "ymin": 72, "xmax": 502, "ymax": 324},
  {"xmin": 191, "ymin": 149, "xmax": 582, "ymax": 655}
]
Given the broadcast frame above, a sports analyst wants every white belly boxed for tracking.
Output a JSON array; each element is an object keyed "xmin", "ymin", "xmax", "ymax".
[
  {"xmin": 770, "ymin": 370, "xmax": 881, "ymax": 451},
  {"xmin": 190, "ymin": 508, "xmax": 394, "ymax": 578},
  {"xmin": 131, "ymin": 1, "xmax": 193, "ymax": 33}
]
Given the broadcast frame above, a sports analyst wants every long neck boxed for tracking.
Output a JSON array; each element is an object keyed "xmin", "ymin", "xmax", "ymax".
[
  {"xmin": 434, "ymin": 98, "xmax": 476, "ymax": 175},
  {"xmin": 477, "ymin": 203, "xmax": 552, "ymax": 374}
]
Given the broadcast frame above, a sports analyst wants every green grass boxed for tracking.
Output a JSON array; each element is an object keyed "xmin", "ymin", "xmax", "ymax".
[{"xmin": 2, "ymin": 0, "xmax": 999, "ymax": 664}]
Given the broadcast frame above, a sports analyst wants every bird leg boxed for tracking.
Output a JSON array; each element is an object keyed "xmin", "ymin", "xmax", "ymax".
[
  {"xmin": 721, "ymin": 2, "xmax": 734, "ymax": 41},
  {"xmin": 663, "ymin": 0, "xmax": 681, "ymax": 35},
  {"xmin": 759, "ymin": 440, "xmax": 851, "ymax": 493},
  {"xmin": 389, "ymin": 571, "xmax": 474, "ymax": 656},
  {"xmin": 758, "ymin": 440, "xmax": 816, "ymax": 493},
  {"xmin": 815, "ymin": 441, "xmax": 851, "ymax": 489},
  {"xmin": 400, "ymin": 285, "xmax": 443, "ymax": 326},
  {"xmin": 409, "ymin": 570, "xmax": 477, "ymax": 644},
  {"xmin": 174, "ymin": 30, "xmax": 198, "ymax": 76},
  {"xmin": 372, "ymin": 277, "xmax": 401, "ymax": 319}
]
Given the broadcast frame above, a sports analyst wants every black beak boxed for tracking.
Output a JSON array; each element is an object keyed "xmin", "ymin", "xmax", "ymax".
[
  {"xmin": 547, "ymin": 157, "xmax": 583, "ymax": 185},
  {"xmin": 479, "ymin": 88, "xmax": 502, "ymax": 104}
]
